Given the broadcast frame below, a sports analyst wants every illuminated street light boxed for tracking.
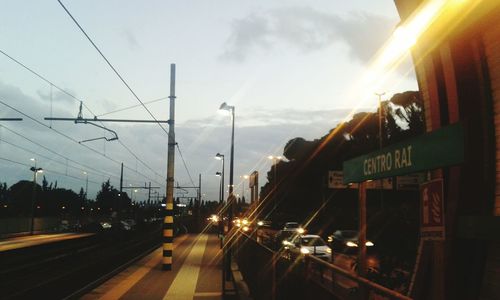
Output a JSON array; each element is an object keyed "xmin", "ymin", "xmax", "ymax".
[
  {"xmin": 83, "ymin": 171, "xmax": 88, "ymax": 201},
  {"xmin": 240, "ymin": 175, "xmax": 249, "ymax": 202},
  {"xmin": 215, "ymin": 153, "xmax": 225, "ymax": 204},
  {"xmin": 29, "ymin": 158, "xmax": 43, "ymax": 235},
  {"xmin": 219, "ymin": 101, "xmax": 235, "ymax": 284}
]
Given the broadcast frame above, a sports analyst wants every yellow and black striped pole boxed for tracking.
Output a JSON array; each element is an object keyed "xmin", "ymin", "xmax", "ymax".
[{"xmin": 163, "ymin": 63, "xmax": 176, "ymax": 271}]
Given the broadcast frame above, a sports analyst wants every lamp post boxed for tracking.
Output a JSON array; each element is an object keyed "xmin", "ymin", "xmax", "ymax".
[
  {"xmin": 268, "ymin": 155, "xmax": 282, "ymax": 192},
  {"xmin": 375, "ymin": 92, "xmax": 385, "ymax": 149},
  {"xmin": 240, "ymin": 175, "xmax": 249, "ymax": 203},
  {"xmin": 219, "ymin": 101, "xmax": 235, "ymax": 286},
  {"xmin": 83, "ymin": 171, "xmax": 88, "ymax": 201},
  {"xmin": 215, "ymin": 153, "xmax": 225, "ymax": 204},
  {"xmin": 29, "ymin": 158, "xmax": 43, "ymax": 235},
  {"xmin": 268, "ymin": 156, "xmax": 282, "ymax": 214}
]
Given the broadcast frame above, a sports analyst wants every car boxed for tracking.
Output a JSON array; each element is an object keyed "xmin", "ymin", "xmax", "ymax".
[
  {"xmin": 282, "ymin": 222, "xmax": 305, "ymax": 233},
  {"xmin": 328, "ymin": 230, "xmax": 381, "ymax": 289},
  {"xmin": 233, "ymin": 217, "xmax": 252, "ymax": 233},
  {"xmin": 327, "ymin": 230, "xmax": 375, "ymax": 255},
  {"xmin": 287, "ymin": 234, "xmax": 332, "ymax": 262}
]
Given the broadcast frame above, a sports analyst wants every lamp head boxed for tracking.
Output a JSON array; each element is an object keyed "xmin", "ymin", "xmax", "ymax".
[
  {"xmin": 219, "ymin": 102, "xmax": 234, "ymax": 111},
  {"xmin": 215, "ymin": 153, "xmax": 224, "ymax": 160},
  {"xmin": 215, "ymin": 172, "xmax": 222, "ymax": 177}
]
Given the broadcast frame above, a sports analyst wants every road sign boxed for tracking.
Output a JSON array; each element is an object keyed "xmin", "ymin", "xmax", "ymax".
[
  {"xmin": 328, "ymin": 171, "xmax": 393, "ymax": 189},
  {"xmin": 366, "ymin": 178, "xmax": 393, "ymax": 190},
  {"xmin": 420, "ymin": 179, "xmax": 445, "ymax": 240},
  {"xmin": 396, "ymin": 173, "xmax": 425, "ymax": 190},
  {"xmin": 328, "ymin": 171, "xmax": 356, "ymax": 189},
  {"xmin": 343, "ymin": 123, "xmax": 464, "ymax": 183}
]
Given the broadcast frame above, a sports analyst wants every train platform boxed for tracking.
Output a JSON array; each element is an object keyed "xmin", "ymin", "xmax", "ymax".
[
  {"xmin": 81, "ymin": 233, "xmax": 229, "ymax": 300},
  {"xmin": 0, "ymin": 232, "xmax": 94, "ymax": 252}
]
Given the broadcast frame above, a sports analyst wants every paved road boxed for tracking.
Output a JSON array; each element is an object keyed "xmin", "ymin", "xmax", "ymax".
[{"xmin": 82, "ymin": 233, "xmax": 223, "ymax": 300}]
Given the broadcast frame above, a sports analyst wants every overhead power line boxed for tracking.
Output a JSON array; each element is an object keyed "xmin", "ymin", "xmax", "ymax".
[
  {"xmin": 57, "ymin": 0, "xmax": 168, "ymax": 135},
  {"xmin": 56, "ymin": 1, "xmax": 197, "ymax": 189},
  {"xmin": 0, "ymin": 157, "xmax": 101, "ymax": 186},
  {"xmin": 0, "ymin": 49, "xmax": 166, "ymax": 185},
  {"xmin": 97, "ymin": 97, "xmax": 169, "ymax": 117},
  {"xmin": 0, "ymin": 100, "xmax": 163, "ymax": 187}
]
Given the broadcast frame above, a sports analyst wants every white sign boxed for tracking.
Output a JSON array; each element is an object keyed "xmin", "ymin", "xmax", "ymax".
[
  {"xmin": 366, "ymin": 178, "xmax": 393, "ymax": 190},
  {"xmin": 396, "ymin": 173, "xmax": 424, "ymax": 190},
  {"xmin": 327, "ymin": 171, "xmax": 357, "ymax": 189}
]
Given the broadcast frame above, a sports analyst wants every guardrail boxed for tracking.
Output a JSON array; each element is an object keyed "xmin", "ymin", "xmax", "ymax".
[{"xmin": 233, "ymin": 231, "xmax": 412, "ymax": 300}]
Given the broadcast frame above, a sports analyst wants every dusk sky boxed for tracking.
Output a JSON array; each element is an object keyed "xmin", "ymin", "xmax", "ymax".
[{"xmin": 0, "ymin": 1, "xmax": 417, "ymax": 202}]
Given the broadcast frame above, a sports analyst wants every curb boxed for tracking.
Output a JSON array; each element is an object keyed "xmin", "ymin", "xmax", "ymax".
[{"xmin": 231, "ymin": 260, "xmax": 253, "ymax": 300}]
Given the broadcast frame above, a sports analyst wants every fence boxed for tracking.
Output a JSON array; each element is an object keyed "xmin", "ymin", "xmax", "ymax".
[{"xmin": 233, "ymin": 232, "xmax": 413, "ymax": 300}]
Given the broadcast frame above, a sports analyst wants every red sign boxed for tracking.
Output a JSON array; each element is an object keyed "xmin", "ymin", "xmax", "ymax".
[{"xmin": 420, "ymin": 179, "xmax": 445, "ymax": 240}]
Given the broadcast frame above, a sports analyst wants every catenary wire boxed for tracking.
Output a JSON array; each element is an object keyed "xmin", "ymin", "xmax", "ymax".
[
  {"xmin": 56, "ymin": 1, "xmax": 197, "ymax": 188},
  {"xmin": 0, "ymin": 99, "xmax": 163, "ymax": 187},
  {"xmin": 0, "ymin": 49, "xmax": 167, "ymax": 185}
]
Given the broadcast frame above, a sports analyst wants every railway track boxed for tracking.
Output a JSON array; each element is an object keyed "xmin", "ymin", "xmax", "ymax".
[{"xmin": 0, "ymin": 222, "xmax": 163, "ymax": 300}]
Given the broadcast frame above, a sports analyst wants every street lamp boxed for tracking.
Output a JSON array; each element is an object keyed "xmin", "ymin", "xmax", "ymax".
[
  {"xmin": 215, "ymin": 153, "xmax": 225, "ymax": 204},
  {"xmin": 219, "ymin": 102, "xmax": 235, "ymax": 207},
  {"xmin": 268, "ymin": 155, "xmax": 283, "ymax": 184},
  {"xmin": 83, "ymin": 171, "xmax": 88, "ymax": 201},
  {"xmin": 216, "ymin": 171, "xmax": 223, "ymax": 205},
  {"xmin": 219, "ymin": 101, "xmax": 235, "ymax": 286},
  {"xmin": 240, "ymin": 175, "xmax": 249, "ymax": 202},
  {"xmin": 268, "ymin": 155, "xmax": 283, "ymax": 213},
  {"xmin": 29, "ymin": 158, "xmax": 43, "ymax": 235},
  {"xmin": 375, "ymin": 92, "xmax": 385, "ymax": 149}
]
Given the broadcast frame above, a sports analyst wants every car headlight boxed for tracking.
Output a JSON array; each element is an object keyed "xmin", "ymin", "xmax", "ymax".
[
  {"xmin": 366, "ymin": 241, "xmax": 374, "ymax": 247},
  {"xmin": 242, "ymin": 226, "xmax": 249, "ymax": 232},
  {"xmin": 300, "ymin": 247, "xmax": 310, "ymax": 254},
  {"xmin": 346, "ymin": 241, "xmax": 358, "ymax": 247},
  {"xmin": 282, "ymin": 240, "xmax": 291, "ymax": 246},
  {"xmin": 327, "ymin": 236, "xmax": 333, "ymax": 242},
  {"xmin": 296, "ymin": 227, "xmax": 305, "ymax": 234},
  {"xmin": 242, "ymin": 219, "xmax": 249, "ymax": 225},
  {"xmin": 326, "ymin": 248, "xmax": 332, "ymax": 253},
  {"xmin": 257, "ymin": 221, "xmax": 264, "ymax": 226}
]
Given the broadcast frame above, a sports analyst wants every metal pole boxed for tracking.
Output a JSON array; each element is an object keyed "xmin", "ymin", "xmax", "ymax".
[
  {"xmin": 120, "ymin": 162, "xmax": 123, "ymax": 193},
  {"xmin": 85, "ymin": 174, "xmax": 88, "ymax": 201},
  {"xmin": 30, "ymin": 170, "xmax": 37, "ymax": 235},
  {"xmin": 358, "ymin": 181, "xmax": 368, "ymax": 299},
  {"xmin": 148, "ymin": 182, "xmax": 151, "ymax": 203},
  {"xmin": 222, "ymin": 155, "xmax": 225, "ymax": 204},
  {"xmin": 375, "ymin": 92, "xmax": 385, "ymax": 149},
  {"xmin": 163, "ymin": 63, "xmax": 176, "ymax": 271},
  {"xmin": 226, "ymin": 106, "xmax": 235, "ymax": 281},
  {"xmin": 376, "ymin": 92, "xmax": 385, "ymax": 208}
]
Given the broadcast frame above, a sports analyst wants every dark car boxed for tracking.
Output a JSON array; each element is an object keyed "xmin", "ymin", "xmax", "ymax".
[{"xmin": 327, "ymin": 230, "xmax": 376, "ymax": 255}]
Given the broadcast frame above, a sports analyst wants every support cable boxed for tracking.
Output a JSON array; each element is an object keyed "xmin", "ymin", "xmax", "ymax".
[
  {"xmin": 57, "ymin": 0, "xmax": 168, "ymax": 136},
  {"xmin": 0, "ymin": 100, "xmax": 162, "ymax": 187},
  {"xmin": 0, "ymin": 157, "xmax": 101, "ymax": 185},
  {"xmin": 0, "ymin": 49, "xmax": 165, "ymax": 184},
  {"xmin": 56, "ymin": 1, "xmax": 197, "ymax": 189},
  {"xmin": 176, "ymin": 144, "xmax": 196, "ymax": 188}
]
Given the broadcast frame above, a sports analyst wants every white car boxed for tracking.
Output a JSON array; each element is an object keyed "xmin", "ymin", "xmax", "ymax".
[{"xmin": 288, "ymin": 234, "xmax": 332, "ymax": 262}]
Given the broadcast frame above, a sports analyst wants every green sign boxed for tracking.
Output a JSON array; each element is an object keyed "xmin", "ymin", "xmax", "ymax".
[{"xmin": 343, "ymin": 123, "xmax": 464, "ymax": 183}]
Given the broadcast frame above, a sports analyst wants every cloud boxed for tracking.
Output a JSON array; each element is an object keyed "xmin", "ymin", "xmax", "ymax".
[
  {"xmin": 221, "ymin": 7, "xmax": 397, "ymax": 64},
  {"xmin": 0, "ymin": 80, "xmax": 361, "ymax": 201}
]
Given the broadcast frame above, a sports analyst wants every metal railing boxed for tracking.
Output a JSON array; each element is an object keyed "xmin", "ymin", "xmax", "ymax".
[{"xmin": 233, "ymin": 231, "xmax": 412, "ymax": 300}]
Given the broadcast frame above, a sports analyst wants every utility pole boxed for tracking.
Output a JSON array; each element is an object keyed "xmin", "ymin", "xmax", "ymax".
[
  {"xmin": 164, "ymin": 64, "xmax": 176, "ymax": 271},
  {"xmin": 375, "ymin": 92, "xmax": 386, "ymax": 207},
  {"xmin": 120, "ymin": 163, "xmax": 124, "ymax": 193},
  {"xmin": 375, "ymin": 92, "xmax": 385, "ymax": 149}
]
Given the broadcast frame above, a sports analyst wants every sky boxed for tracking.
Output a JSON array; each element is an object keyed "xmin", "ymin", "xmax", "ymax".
[{"xmin": 0, "ymin": 1, "xmax": 417, "ymax": 203}]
